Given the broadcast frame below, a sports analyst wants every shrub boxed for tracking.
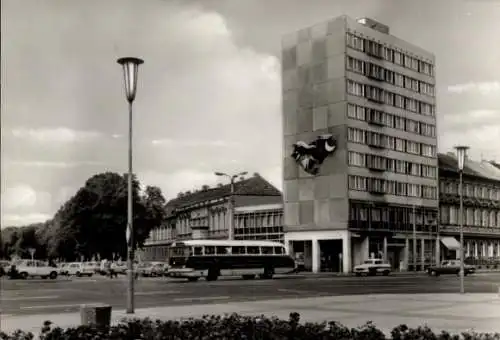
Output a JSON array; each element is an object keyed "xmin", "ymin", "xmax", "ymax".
[{"xmin": 0, "ymin": 313, "xmax": 499, "ymax": 340}]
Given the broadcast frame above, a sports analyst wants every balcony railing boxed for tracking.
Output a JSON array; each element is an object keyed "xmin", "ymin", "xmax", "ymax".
[{"xmin": 439, "ymin": 225, "xmax": 500, "ymax": 235}]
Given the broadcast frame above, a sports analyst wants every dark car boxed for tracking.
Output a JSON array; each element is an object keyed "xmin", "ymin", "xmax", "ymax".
[{"xmin": 427, "ymin": 260, "xmax": 476, "ymax": 276}]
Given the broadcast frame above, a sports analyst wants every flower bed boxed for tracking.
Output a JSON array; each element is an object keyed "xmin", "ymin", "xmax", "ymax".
[{"xmin": 0, "ymin": 313, "xmax": 498, "ymax": 340}]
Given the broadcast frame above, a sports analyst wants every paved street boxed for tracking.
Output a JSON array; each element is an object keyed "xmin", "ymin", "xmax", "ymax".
[{"xmin": 2, "ymin": 273, "xmax": 500, "ymax": 317}]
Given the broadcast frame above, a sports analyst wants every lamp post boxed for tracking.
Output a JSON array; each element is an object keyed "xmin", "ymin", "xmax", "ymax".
[
  {"xmin": 455, "ymin": 145, "xmax": 469, "ymax": 295},
  {"xmin": 215, "ymin": 171, "xmax": 248, "ymax": 240},
  {"xmin": 117, "ymin": 57, "xmax": 144, "ymax": 314}
]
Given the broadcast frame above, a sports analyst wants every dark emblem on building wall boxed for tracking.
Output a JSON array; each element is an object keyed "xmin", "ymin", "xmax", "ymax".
[{"xmin": 291, "ymin": 134, "xmax": 337, "ymax": 175}]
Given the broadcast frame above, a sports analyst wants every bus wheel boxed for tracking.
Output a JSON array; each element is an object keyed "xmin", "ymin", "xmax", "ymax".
[
  {"xmin": 187, "ymin": 277, "xmax": 199, "ymax": 282},
  {"xmin": 261, "ymin": 267, "xmax": 274, "ymax": 279},
  {"xmin": 242, "ymin": 274, "xmax": 255, "ymax": 280},
  {"xmin": 206, "ymin": 267, "xmax": 219, "ymax": 281}
]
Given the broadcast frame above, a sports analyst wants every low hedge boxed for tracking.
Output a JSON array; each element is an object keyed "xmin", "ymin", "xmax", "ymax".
[{"xmin": 1, "ymin": 313, "xmax": 499, "ymax": 340}]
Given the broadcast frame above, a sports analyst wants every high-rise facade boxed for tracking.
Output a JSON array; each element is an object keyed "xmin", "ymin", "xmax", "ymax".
[{"xmin": 282, "ymin": 15, "xmax": 438, "ymax": 273}]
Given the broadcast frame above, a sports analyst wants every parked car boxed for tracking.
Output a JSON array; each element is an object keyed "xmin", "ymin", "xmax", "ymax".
[
  {"xmin": 66, "ymin": 262, "xmax": 94, "ymax": 277},
  {"xmin": 111, "ymin": 262, "xmax": 127, "ymax": 275},
  {"xmin": 353, "ymin": 258, "xmax": 391, "ymax": 276},
  {"xmin": 137, "ymin": 262, "xmax": 168, "ymax": 277},
  {"xmin": 0, "ymin": 260, "xmax": 11, "ymax": 277},
  {"xmin": 427, "ymin": 260, "xmax": 476, "ymax": 276},
  {"xmin": 85, "ymin": 261, "xmax": 101, "ymax": 274},
  {"xmin": 9, "ymin": 260, "xmax": 58, "ymax": 279},
  {"xmin": 58, "ymin": 263, "xmax": 69, "ymax": 276}
]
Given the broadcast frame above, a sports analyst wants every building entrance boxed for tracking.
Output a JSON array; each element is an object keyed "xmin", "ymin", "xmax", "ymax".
[{"xmin": 319, "ymin": 239, "xmax": 342, "ymax": 272}]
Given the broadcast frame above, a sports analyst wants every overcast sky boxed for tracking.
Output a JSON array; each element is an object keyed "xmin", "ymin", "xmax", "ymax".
[{"xmin": 1, "ymin": 0, "xmax": 499, "ymax": 227}]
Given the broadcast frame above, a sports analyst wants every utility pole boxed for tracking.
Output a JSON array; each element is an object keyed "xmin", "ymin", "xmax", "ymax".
[
  {"xmin": 215, "ymin": 171, "xmax": 248, "ymax": 240},
  {"xmin": 413, "ymin": 205, "xmax": 417, "ymax": 272}
]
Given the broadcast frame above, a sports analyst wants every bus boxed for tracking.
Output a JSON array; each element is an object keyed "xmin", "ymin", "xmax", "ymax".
[{"xmin": 166, "ymin": 240, "xmax": 297, "ymax": 282}]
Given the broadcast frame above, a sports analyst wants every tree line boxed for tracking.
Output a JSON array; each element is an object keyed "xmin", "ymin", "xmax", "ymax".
[{"xmin": 0, "ymin": 172, "xmax": 166, "ymax": 261}]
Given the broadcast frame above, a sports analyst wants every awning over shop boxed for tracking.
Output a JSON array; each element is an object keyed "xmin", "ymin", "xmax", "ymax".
[{"xmin": 440, "ymin": 237, "xmax": 460, "ymax": 250}]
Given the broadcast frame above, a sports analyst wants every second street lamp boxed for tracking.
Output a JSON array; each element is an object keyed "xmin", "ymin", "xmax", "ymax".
[
  {"xmin": 455, "ymin": 145, "xmax": 469, "ymax": 295},
  {"xmin": 215, "ymin": 171, "xmax": 248, "ymax": 240},
  {"xmin": 117, "ymin": 57, "xmax": 144, "ymax": 314}
]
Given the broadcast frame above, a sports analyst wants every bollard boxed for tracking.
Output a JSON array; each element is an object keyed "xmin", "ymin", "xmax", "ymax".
[{"xmin": 80, "ymin": 303, "xmax": 112, "ymax": 329}]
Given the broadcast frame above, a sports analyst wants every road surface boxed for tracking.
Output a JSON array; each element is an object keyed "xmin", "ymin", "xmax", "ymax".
[{"xmin": 2, "ymin": 273, "xmax": 499, "ymax": 316}]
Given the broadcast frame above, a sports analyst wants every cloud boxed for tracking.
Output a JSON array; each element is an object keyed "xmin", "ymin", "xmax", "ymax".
[
  {"xmin": 1, "ymin": 185, "xmax": 38, "ymax": 210},
  {"xmin": 2, "ymin": 0, "xmax": 282, "ymax": 225},
  {"xmin": 1, "ymin": 213, "xmax": 52, "ymax": 227},
  {"xmin": 4, "ymin": 160, "xmax": 105, "ymax": 168},
  {"xmin": 10, "ymin": 127, "xmax": 103, "ymax": 143},
  {"xmin": 151, "ymin": 138, "xmax": 238, "ymax": 148},
  {"xmin": 447, "ymin": 81, "xmax": 500, "ymax": 95},
  {"xmin": 139, "ymin": 170, "xmax": 220, "ymax": 200}
]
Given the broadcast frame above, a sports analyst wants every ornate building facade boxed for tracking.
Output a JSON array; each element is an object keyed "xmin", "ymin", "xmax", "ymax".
[
  {"xmin": 438, "ymin": 153, "xmax": 500, "ymax": 266},
  {"xmin": 140, "ymin": 173, "xmax": 284, "ymax": 261}
]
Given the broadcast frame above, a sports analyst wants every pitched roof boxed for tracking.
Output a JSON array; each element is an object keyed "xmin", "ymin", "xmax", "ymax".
[
  {"xmin": 165, "ymin": 173, "xmax": 281, "ymax": 211},
  {"xmin": 438, "ymin": 153, "xmax": 480, "ymax": 176},
  {"xmin": 438, "ymin": 153, "xmax": 500, "ymax": 183}
]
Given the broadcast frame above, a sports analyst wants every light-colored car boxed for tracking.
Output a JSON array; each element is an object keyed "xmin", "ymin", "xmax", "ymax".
[
  {"xmin": 353, "ymin": 258, "xmax": 391, "ymax": 276},
  {"xmin": 111, "ymin": 262, "xmax": 127, "ymax": 274},
  {"xmin": 11, "ymin": 260, "xmax": 58, "ymax": 279},
  {"xmin": 137, "ymin": 262, "xmax": 168, "ymax": 277},
  {"xmin": 66, "ymin": 262, "xmax": 94, "ymax": 277},
  {"xmin": 85, "ymin": 261, "xmax": 101, "ymax": 274},
  {"xmin": 58, "ymin": 263, "xmax": 69, "ymax": 275}
]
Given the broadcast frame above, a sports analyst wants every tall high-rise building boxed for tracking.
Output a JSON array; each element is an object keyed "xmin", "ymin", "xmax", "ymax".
[{"xmin": 282, "ymin": 15, "xmax": 438, "ymax": 273}]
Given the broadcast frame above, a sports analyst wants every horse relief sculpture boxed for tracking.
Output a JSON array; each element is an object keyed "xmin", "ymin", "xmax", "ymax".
[{"xmin": 291, "ymin": 134, "xmax": 337, "ymax": 175}]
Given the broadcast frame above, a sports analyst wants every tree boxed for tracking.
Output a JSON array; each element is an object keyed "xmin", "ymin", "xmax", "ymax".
[
  {"xmin": 0, "ymin": 223, "xmax": 48, "ymax": 260},
  {"xmin": 43, "ymin": 172, "xmax": 166, "ymax": 261}
]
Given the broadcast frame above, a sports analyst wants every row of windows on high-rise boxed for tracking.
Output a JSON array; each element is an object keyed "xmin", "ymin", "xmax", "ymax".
[
  {"xmin": 347, "ymin": 56, "xmax": 435, "ymax": 97},
  {"xmin": 347, "ymin": 79, "xmax": 435, "ymax": 116},
  {"xmin": 349, "ymin": 175, "xmax": 438, "ymax": 199},
  {"xmin": 440, "ymin": 181, "xmax": 500, "ymax": 201},
  {"xmin": 348, "ymin": 127, "xmax": 437, "ymax": 158},
  {"xmin": 440, "ymin": 205, "xmax": 500, "ymax": 228},
  {"xmin": 348, "ymin": 151, "xmax": 438, "ymax": 179},
  {"xmin": 347, "ymin": 103, "xmax": 436, "ymax": 138},
  {"xmin": 346, "ymin": 33, "xmax": 434, "ymax": 77}
]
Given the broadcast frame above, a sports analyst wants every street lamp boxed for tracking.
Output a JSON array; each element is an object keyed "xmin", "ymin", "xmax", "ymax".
[
  {"xmin": 455, "ymin": 145, "xmax": 469, "ymax": 295},
  {"xmin": 215, "ymin": 171, "xmax": 248, "ymax": 240},
  {"xmin": 117, "ymin": 57, "xmax": 144, "ymax": 314}
]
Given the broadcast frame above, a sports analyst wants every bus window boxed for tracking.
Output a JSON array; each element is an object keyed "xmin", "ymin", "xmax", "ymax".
[
  {"xmin": 232, "ymin": 246, "xmax": 246, "ymax": 254},
  {"xmin": 247, "ymin": 246, "xmax": 260, "ymax": 255},
  {"xmin": 205, "ymin": 246, "xmax": 216, "ymax": 255},
  {"xmin": 193, "ymin": 247, "xmax": 203, "ymax": 256},
  {"xmin": 261, "ymin": 246, "xmax": 273, "ymax": 254},
  {"xmin": 274, "ymin": 246, "xmax": 285, "ymax": 255},
  {"xmin": 216, "ymin": 246, "xmax": 229, "ymax": 255}
]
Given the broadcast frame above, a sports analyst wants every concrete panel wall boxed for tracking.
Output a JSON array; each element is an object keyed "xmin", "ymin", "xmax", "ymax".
[{"xmin": 282, "ymin": 16, "xmax": 349, "ymax": 233}]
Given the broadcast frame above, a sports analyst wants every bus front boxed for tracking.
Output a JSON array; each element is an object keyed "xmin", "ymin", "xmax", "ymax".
[{"xmin": 166, "ymin": 243, "xmax": 197, "ymax": 278}]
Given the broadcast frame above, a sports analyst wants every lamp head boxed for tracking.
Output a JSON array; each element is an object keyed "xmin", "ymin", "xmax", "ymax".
[
  {"xmin": 214, "ymin": 172, "xmax": 226, "ymax": 177},
  {"xmin": 454, "ymin": 145, "xmax": 470, "ymax": 171},
  {"xmin": 117, "ymin": 57, "xmax": 144, "ymax": 103}
]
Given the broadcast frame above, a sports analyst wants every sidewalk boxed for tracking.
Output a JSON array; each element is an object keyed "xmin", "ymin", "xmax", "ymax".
[{"xmin": 2, "ymin": 293, "xmax": 500, "ymax": 335}]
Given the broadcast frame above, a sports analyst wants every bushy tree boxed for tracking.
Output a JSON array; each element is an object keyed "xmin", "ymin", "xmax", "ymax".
[
  {"xmin": 43, "ymin": 172, "xmax": 166, "ymax": 261},
  {"xmin": 1, "ymin": 171, "xmax": 167, "ymax": 262}
]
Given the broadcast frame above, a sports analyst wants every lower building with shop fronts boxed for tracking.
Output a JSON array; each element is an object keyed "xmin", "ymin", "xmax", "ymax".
[
  {"xmin": 438, "ymin": 153, "xmax": 500, "ymax": 266},
  {"xmin": 139, "ymin": 173, "xmax": 284, "ymax": 261}
]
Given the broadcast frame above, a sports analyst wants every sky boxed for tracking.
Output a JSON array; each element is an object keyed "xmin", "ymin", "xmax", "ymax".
[{"xmin": 1, "ymin": 0, "xmax": 499, "ymax": 227}]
